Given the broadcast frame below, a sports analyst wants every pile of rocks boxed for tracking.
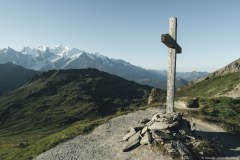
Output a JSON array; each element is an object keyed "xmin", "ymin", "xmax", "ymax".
[{"xmin": 121, "ymin": 112, "xmax": 197, "ymax": 159}]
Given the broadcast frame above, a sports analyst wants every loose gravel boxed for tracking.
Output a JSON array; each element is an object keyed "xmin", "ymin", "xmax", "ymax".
[{"xmin": 35, "ymin": 107, "xmax": 240, "ymax": 160}]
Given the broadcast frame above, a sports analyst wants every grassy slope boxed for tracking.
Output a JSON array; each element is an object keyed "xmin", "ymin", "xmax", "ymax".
[
  {"xmin": 199, "ymin": 97, "xmax": 240, "ymax": 134},
  {"xmin": 176, "ymin": 71, "xmax": 240, "ymax": 135},
  {"xmin": 177, "ymin": 72, "xmax": 240, "ymax": 97},
  {"xmin": 0, "ymin": 68, "xmax": 152, "ymax": 160},
  {"xmin": 0, "ymin": 63, "xmax": 40, "ymax": 95},
  {"xmin": 176, "ymin": 97, "xmax": 240, "ymax": 134}
]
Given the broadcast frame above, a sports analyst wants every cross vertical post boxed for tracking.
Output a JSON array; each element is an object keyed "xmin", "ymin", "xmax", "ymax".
[
  {"xmin": 167, "ymin": 17, "xmax": 177, "ymax": 113},
  {"xmin": 161, "ymin": 17, "xmax": 182, "ymax": 113}
]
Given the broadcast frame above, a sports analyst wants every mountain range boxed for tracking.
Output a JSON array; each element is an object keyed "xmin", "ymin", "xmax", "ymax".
[
  {"xmin": 0, "ymin": 44, "xmax": 238, "ymax": 159},
  {"xmin": 0, "ymin": 45, "xmax": 208, "ymax": 89}
]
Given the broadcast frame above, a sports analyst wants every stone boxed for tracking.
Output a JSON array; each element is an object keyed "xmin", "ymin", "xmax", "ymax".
[
  {"xmin": 168, "ymin": 121, "xmax": 179, "ymax": 128},
  {"xmin": 134, "ymin": 126, "xmax": 144, "ymax": 131},
  {"xmin": 122, "ymin": 126, "xmax": 136, "ymax": 141},
  {"xmin": 121, "ymin": 111, "xmax": 198, "ymax": 157},
  {"xmin": 151, "ymin": 130, "xmax": 163, "ymax": 142},
  {"xmin": 161, "ymin": 129, "xmax": 171, "ymax": 134},
  {"xmin": 190, "ymin": 121, "xmax": 196, "ymax": 131},
  {"xmin": 192, "ymin": 141, "xmax": 201, "ymax": 149},
  {"xmin": 185, "ymin": 135, "xmax": 195, "ymax": 140},
  {"xmin": 173, "ymin": 133, "xmax": 185, "ymax": 139},
  {"xmin": 154, "ymin": 138, "xmax": 163, "ymax": 142},
  {"xmin": 168, "ymin": 148, "xmax": 177, "ymax": 154},
  {"xmin": 159, "ymin": 132, "xmax": 174, "ymax": 140},
  {"xmin": 139, "ymin": 118, "xmax": 150, "ymax": 124},
  {"xmin": 151, "ymin": 113, "xmax": 163, "ymax": 121},
  {"xmin": 179, "ymin": 129, "xmax": 186, "ymax": 136},
  {"xmin": 145, "ymin": 119, "xmax": 155, "ymax": 126},
  {"xmin": 173, "ymin": 113, "xmax": 182, "ymax": 121},
  {"xmin": 140, "ymin": 131, "xmax": 152, "ymax": 145},
  {"xmin": 152, "ymin": 130, "xmax": 174, "ymax": 140},
  {"xmin": 122, "ymin": 131, "xmax": 141, "ymax": 152},
  {"xmin": 164, "ymin": 142, "xmax": 176, "ymax": 153},
  {"xmin": 148, "ymin": 122, "xmax": 169, "ymax": 130},
  {"xmin": 175, "ymin": 140, "xmax": 192, "ymax": 160},
  {"xmin": 166, "ymin": 112, "xmax": 182, "ymax": 122},
  {"xmin": 148, "ymin": 88, "xmax": 163, "ymax": 105},
  {"xmin": 141, "ymin": 126, "xmax": 148, "ymax": 134},
  {"xmin": 149, "ymin": 120, "xmax": 179, "ymax": 131},
  {"xmin": 178, "ymin": 119, "xmax": 191, "ymax": 135}
]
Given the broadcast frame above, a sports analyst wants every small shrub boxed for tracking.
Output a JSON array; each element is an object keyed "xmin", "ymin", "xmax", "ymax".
[
  {"xmin": 186, "ymin": 97, "xmax": 199, "ymax": 108},
  {"xmin": 18, "ymin": 142, "xmax": 29, "ymax": 148},
  {"xmin": 192, "ymin": 139, "xmax": 217, "ymax": 158}
]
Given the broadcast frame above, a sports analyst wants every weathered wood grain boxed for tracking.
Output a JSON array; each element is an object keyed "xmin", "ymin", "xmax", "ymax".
[
  {"xmin": 166, "ymin": 17, "xmax": 177, "ymax": 113},
  {"xmin": 161, "ymin": 34, "xmax": 182, "ymax": 53}
]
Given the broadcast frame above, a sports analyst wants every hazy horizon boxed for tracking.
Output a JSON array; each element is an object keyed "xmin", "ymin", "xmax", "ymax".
[{"xmin": 0, "ymin": 0, "xmax": 239, "ymax": 72}]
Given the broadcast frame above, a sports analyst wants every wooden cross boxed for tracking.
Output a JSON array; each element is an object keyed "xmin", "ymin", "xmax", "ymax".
[{"xmin": 161, "ymin": 17, "xmax": 182, "ymax": 113}]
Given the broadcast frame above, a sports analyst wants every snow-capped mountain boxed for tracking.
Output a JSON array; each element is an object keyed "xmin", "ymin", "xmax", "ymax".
[
  {"xmin": 19, "ymin": 45, "xmax": 85, "ymax": 70},
  {"xmin": 0, "ymin": 45, "xmax": 207, "ymax": 88},
  {"xmin": 0, "ymin": 45, "xmax": 168, "ymax": 88},
  {"xmin": 0, "ymin": 45, "xmax": 129, "ymax": 71}
]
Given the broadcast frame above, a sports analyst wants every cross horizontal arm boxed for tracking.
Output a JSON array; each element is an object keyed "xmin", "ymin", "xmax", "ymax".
[{"xmin": 161, "ymin": 34, "xmax": 182, "ymax": 53}]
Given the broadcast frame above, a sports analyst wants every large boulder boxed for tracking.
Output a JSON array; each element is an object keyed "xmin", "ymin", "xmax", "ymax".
[{"xmin": 148, "ymin": 88, "xmax": 163, "ymax": 105}]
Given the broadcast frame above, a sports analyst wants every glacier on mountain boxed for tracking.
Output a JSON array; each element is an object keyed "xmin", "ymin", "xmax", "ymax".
[
  {"xmin": 0, "ymin": 45, "xmax": 133, "ymax": 71},
  {"xmin": 0, "ymin": 45, "xmax": 208, "ymax": 88}
]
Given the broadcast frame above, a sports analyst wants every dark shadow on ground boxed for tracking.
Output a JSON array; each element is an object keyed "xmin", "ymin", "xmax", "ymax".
[{"xmin": 195, "ymin": 130, "xmax": 240, "ymax": 157}]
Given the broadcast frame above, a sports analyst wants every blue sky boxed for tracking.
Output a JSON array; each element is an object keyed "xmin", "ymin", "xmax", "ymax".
[{"xmin": 0, "ymin": 0, "xmax": 239, "ymax": 72}]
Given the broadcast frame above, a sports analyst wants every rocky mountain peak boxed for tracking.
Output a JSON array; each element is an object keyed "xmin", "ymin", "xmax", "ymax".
[{"xmin": 208, "ymin": 58, "xmax": 240, "ymax": 78}]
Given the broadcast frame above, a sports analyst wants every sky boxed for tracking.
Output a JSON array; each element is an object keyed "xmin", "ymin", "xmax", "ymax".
[{"xmin": 0, "ymin": 0, "xmax": 239, "ymax": 72}]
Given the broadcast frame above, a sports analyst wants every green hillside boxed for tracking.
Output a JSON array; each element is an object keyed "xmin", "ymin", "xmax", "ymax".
[
  {"xmin": 177, "ymin": 71, "xmax": 240, "ymax": 98},
  {"xmin": 0, "ymin": 63, "xmax": 40, "ymax": 95},
  {"xmin": 176, "ymin": 71, "xmax": 240, "ymax": 135},
  {"xmin": 0, "ymin": 68, "xmax": 152, "ymax": 160}
]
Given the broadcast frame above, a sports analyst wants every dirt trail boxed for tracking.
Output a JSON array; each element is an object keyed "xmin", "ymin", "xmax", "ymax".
[
  {"xmin": 174, "ymin": 101, "xmax": 199, "ymax": 111},
  {"xmin": 193, "ymin": 118, "xmax": 240, "ymax": 158},
  {"xmin": 221, "ymin": 83, "xmax": 240, "ymax": 98},
  {"xmin": 175, "ymin": 101, "xmax": 240, "ymax": 158},
  {"xmin": 35, "ymin": 107, "xmax": 240, "ymax": 160}
]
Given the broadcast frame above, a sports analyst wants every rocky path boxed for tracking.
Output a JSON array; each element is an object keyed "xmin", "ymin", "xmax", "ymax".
[
  {"xmin": 193, "ymin": 118, "xmax": 240, "ymax": 158},
  {"xmin": 174, "ymin": 101, "xmax": 199, "ymax": 111},
  {"xmin": 35, "ymin": 107, "xmax": 240, "ymax": 160},
  {"xmin": 221, "ymin": 83, "xmax": 240, "ymax": 98}
]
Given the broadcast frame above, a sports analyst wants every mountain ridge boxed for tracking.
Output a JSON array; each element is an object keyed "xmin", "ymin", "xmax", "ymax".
[
  {"xmin": 0, "ymin": 68, "xmax": 152, "ymax": 159},
  {"xmin": 208, "ymin": 58, "xmax": 240, "ymax": 78},
  {"xmin": 177, "ymin": 58, "xmax": 240, "ymax": 98},
  {"xmin": 0, "ymin": 62, "xmax": 40, "ymax": 95},
  {"xmin": 0, "ymin": 45, "xmax": 208, "ymax": 89},
  {"xmin": 0, "ymin": 68, "xmax": 152, "ymax": 130},
  {"xmin": 186, "ymin": 58, "xmax": 240, "ymax": 86}
]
